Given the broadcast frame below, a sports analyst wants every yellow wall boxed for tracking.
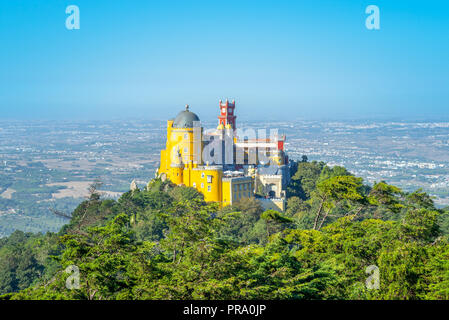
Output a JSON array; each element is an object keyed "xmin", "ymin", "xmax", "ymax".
[
  {"xmin": 169, "ymin": 166, "xmax": 183, "ymax": 185},
  {"xmin": 188, "ymin": 168, "xmax": 223, "ymax": 203},
  {"xmin": 159, "ymin": 120, "xmax": 198, "ymax": 186},
  {"xmin": 222, "ymin": 181, "xmax": 232, "ymax": 206}
]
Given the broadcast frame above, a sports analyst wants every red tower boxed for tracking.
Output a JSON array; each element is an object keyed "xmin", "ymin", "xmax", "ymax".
[{"xmin": 218, "ymin": 99, "xmax": 236, "ymax": 130}]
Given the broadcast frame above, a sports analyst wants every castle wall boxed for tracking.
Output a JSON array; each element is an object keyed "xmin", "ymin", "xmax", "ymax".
[{"xmin": 258, "ymin": 198, "xmax": 285, "ymax": 212}]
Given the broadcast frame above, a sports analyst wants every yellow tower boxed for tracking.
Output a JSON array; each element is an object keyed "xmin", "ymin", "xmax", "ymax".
[{"xmin": 158, "ymin": 105, "xmax": 228, "ymax": 205}]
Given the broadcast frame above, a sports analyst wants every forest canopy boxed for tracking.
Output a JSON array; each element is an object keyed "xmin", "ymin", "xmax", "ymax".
[{"xmin": 1, "ymin": 159, "xmax": 449, "ymax": 300}]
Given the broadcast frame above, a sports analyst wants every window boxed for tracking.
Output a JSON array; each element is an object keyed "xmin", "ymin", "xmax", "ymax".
[
  {"xmin": 207, "ymin": 175, "xmax": 212, "ymax": 183},
  {"xmin": 201, "ymin": 183, "xmax": 204, "ymax": 188},
  {"xmin": 243, "ymin": 184, "xmax": 247, "ymax": 190},
  {"xmin": 239, "ymin": 184, "xmax": 242, "ymax": 191},
  {"xmin": 201, "ymin": 172, "xmax": 205, "ymax": 178},
  {"xmin": 248, "ymin": 192, "xmax": 251, "ymax": 197},
  {"xmin": 184, "ymin": 147, "xmax": 188, "ymax": 153},
  {"xmin": 184, "ymin": 134, "xmax": 188, "ymax": 139},
  {"xmin": 193, "ymin": 182, "xmax": 196, "ymax": 188},
  {"xmin": 207, "ymin": 185, "xmax": 211, "ymax": 192}
]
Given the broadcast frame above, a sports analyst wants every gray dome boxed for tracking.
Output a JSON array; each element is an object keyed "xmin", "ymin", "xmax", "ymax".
[{"xmin": 172, "ymin": 105, "xmax": 200, "ymax": 128}]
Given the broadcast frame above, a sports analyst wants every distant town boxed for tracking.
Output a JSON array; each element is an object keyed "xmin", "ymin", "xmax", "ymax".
[{"xmin": 0, "ymin": 119, "xmax": 448, "ymax": 237}]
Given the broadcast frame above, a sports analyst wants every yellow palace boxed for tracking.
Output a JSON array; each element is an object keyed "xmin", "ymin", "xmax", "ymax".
[{"xmin": 156, "ymin": 100, "xmax": 290, "ymax": 210}]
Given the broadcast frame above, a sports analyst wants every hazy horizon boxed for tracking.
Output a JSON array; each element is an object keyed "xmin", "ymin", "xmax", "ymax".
[{"xmin": 1, "ymin": 111, "xmax": 449, "ymax": 123}]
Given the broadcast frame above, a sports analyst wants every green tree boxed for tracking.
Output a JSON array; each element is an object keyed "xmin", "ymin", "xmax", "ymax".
[{"xmin": 312, "ymin": 176, "xmax": 365, "ymax": 230}]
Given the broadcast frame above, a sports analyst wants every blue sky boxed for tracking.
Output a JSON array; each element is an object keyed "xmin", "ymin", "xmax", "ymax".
[{"xmin": 0, "ymin": 0, "xmax": 448, "ymax": 121}]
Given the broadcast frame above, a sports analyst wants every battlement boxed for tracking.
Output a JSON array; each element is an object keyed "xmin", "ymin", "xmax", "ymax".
[{"xmin": 219, "ymin": 99, "xmax": 235, "ymax": 108}]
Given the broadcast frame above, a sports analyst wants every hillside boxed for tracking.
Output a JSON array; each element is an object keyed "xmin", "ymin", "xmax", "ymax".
[{"xmin": 1, "ymin": 159, "xmax": 449, "ymax": 300}]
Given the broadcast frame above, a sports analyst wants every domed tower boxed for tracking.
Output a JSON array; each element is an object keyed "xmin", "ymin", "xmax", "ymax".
[
  {"xmin": 169, "ymin": 105, "xmax": 200, "ymax": 165},
  {"xmin": 172, "ymin": 104, "xmax": 200, "ymax": 128},
  {"xmin": 218, "ymin": 99, "xmax": 236, "ymax": 130},
  {"xmin": 159, "ymin": 105, "xmax": 202, "ymax": 184}
]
